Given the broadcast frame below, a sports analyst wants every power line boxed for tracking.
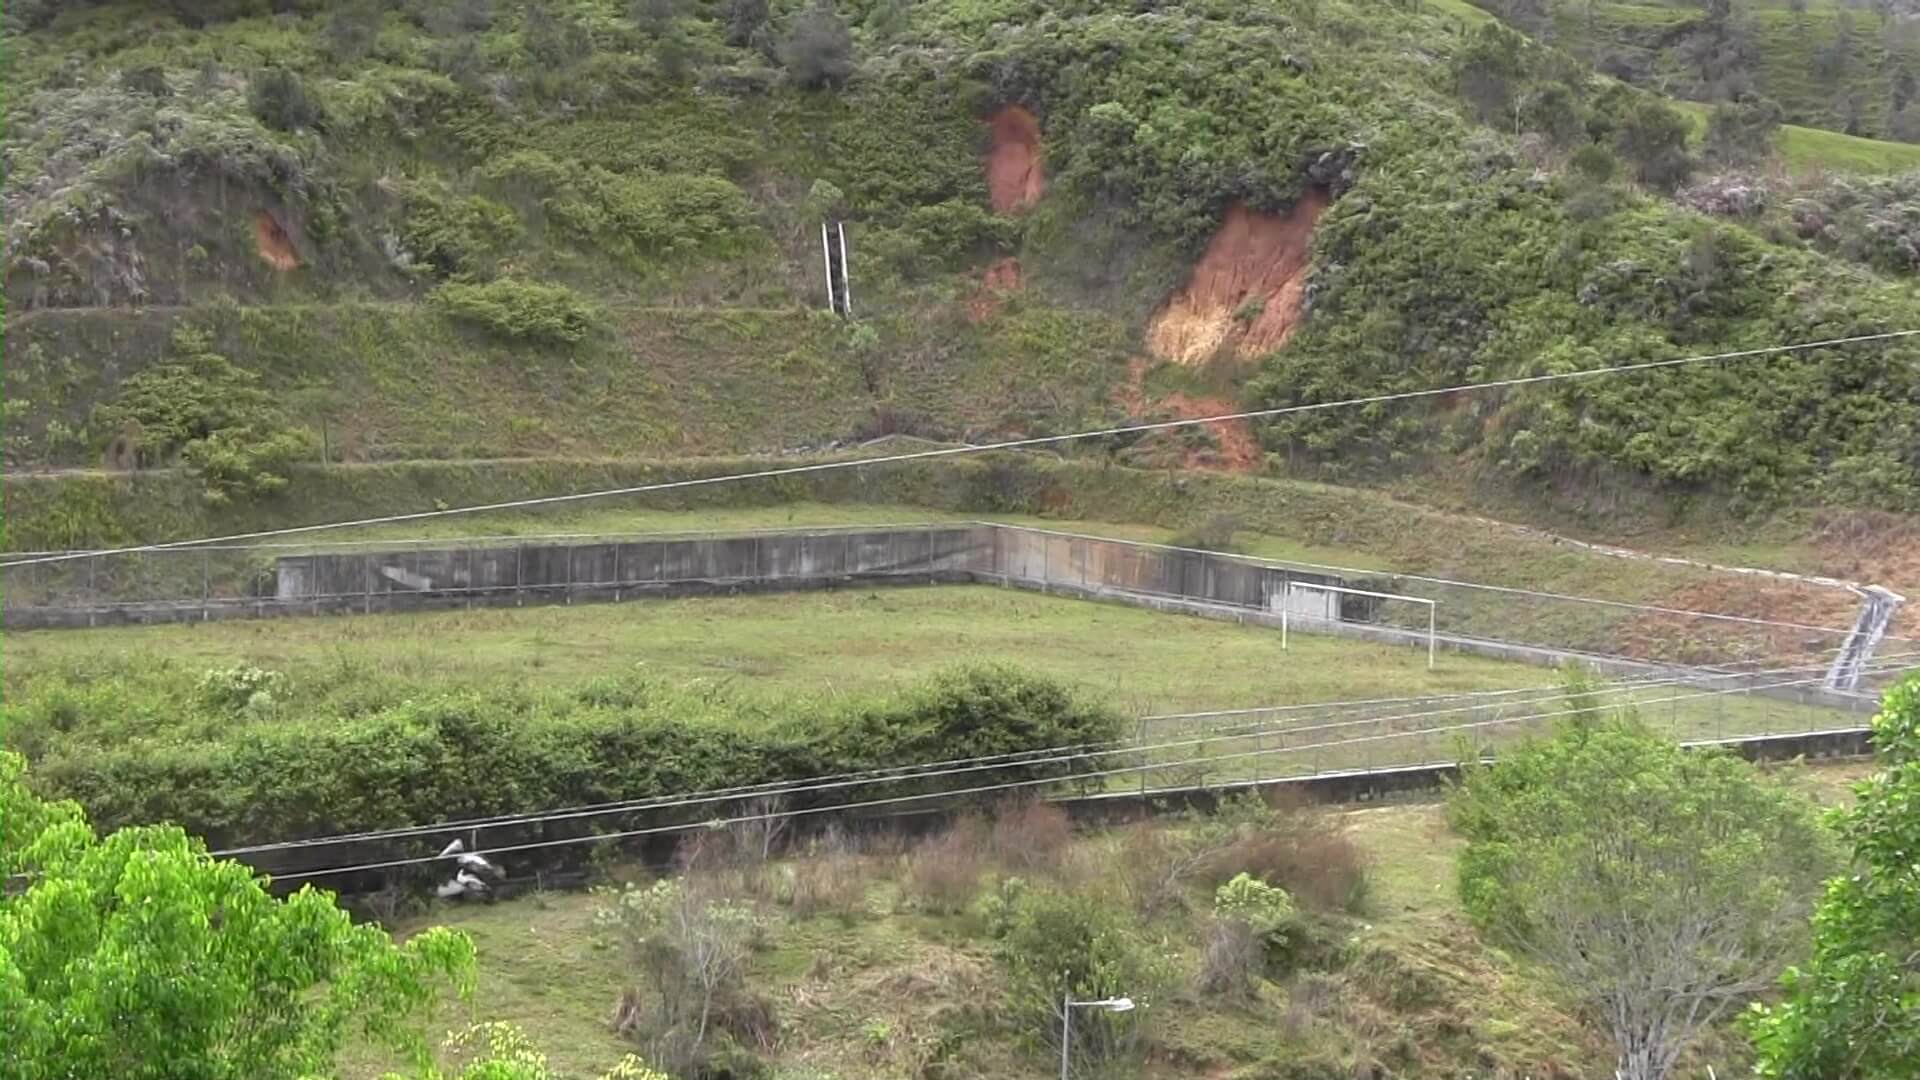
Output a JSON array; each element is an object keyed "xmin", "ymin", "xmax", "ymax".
[
  {"xmin": 8, "ymin": 330, "xmax": 1915, "ymax": 569},
  {"xmin": 221, "ymin": 671, "xmax": 1746, "ymax": 856},
  {"xmin": 220, "ymin": 652, "xmax": 1899, "ymax": 860},
  {"xmin": 211, "ymin": 661, "xmax": 1827, "ymax": 858},
  {"xmin": 232, "ymin": 656, "xmax": 1904, "ymax": 872},
  {"xmin": 263, "ymin": 662, "xmax": 1893, "ymax": 883}
]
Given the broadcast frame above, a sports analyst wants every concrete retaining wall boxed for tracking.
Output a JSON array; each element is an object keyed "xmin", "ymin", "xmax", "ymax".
[{"xmin": 0, "ymin": 523, "xmax": 1891, "ymax": 716}]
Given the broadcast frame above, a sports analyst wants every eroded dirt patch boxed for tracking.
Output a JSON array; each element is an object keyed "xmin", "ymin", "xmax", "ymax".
[
  {"xmin": 1111, "ymin": 357, "xmax": 1263, "ymax": 472},
  {"xmin": 966, "ymin": 256, "xmax": 1023, "ymax": 321},
  {"xmin": 1611, "ymin": 576, "xmax": 1865, "ymax": 667},
  {"xmin": 253, "ymin": 210, "xmax": 299, "ymax": 271},
  {"xmin": 984, "ymin": 105, "xmax": 1045, "ymax": 214},
  {"xmin": 1147, "ymin": 192, "xmax": 1328, "ymax": 367}
]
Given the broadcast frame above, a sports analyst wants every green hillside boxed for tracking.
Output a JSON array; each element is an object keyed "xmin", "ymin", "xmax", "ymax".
[
  {"xmin": 5, "ymin": 0, "xmax": 1920, "ymax": 526},
  {"xmin": 1475, "ymin": 0, "xmax": 1920, "ymax": 142}
]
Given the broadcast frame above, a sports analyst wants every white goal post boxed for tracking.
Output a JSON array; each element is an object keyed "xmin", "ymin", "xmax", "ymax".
[{"xmin": 1280, "ymin": 580, "xmax": 1438, "ymax": 670}]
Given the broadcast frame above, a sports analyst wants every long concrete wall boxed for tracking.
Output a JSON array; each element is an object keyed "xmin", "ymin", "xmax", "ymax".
[
  {"xmin": 0, "ymin": 523, "xmax": 1891, "ymax": 714},
  {"xmin": 272, "ymin": 526, "xmax": 993, "ymax": 615}
]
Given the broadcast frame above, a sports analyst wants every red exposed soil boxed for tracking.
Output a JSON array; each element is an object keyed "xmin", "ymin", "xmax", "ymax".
[
  {"xmin": 1612, "ymin": 576, "xmax": 1865, "ymax": 666},
  {"xmin": 966, "ymin": 256, "xmax": 1024, "ymax": 321},
  {"xmin": 1147, "ymin": 192, "xmax": 1328, "ymax": 367},
  {"xmin": 984, "ymin": 105, "xmax": 1045, "ymax": 214},
  {"xmin": 1113, "ymin": 357, "xmax": 1263, "ymax": 473},
  {"xmin": 253, "ymin": 210, "xmax": 299, "ymax": 271}
]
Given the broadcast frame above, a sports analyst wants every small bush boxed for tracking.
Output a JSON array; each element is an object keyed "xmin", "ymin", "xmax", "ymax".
[
  {"xmin": 1116, "ymin": 821, "xmax": 1210, "ymax": 915},
  {"xmin": 784, "ymin": 830, "xmax": 872, "ymax": 917},
  {"xmin": 988, "ymin": 887, "xmax": 1168, "ymax": 1070},
  {"xmin": 1198, "ymin": 918, "xmax": 1262, "ymax": 998},
  {"xmin": 195, "ymin": 665, "xmax": 288, "ymax": 713},
  {"xmin": 430, "ymin": 279, "xmax": 598, "ymax": 345},
  {"xmin": 987, "ymin": 798, "xmax": 1074, "ymax": 876},
  {"xmin": 248, "ymin": 68, "xmax": 323, "ymax": 132},
  {"xmin": 596, "ymin": 878, "xmax": 769, "ymax": 1073},
  {"xmin": 181, "ymin": 426, "xmax": 314, "ymax": 505},
  {"xmin": 1199, "ymin": 795, "xmax": 1371, "ymax": 914},
  {"xmin": 1199, "ymin": 874, "xmax": 1298, "ymax": 997},
  {"xmin": 1612, "ymin": 98, "xmax": 1695, "ymax": 193},
  {"xmin": 398, "ymin": 184, "xmax": 521, "ymax": 279},
  {"xmin": 780, "ymin": 4, "xmax": 854, "ymax": 89},
  {"xmin": 93, "ymin": 329, "xmax": 308, "ymax": 503}
]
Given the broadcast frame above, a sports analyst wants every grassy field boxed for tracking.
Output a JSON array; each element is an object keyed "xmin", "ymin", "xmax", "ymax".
[
  {"xmin": 6, "ymin": 579, "xmax": 1859, "ymax": 794},
  {"xmin": 3, "ymin": 585, "xmax": 1545, "ymax": 718},
  {"xmin": 1774, "ymin": 122, "xmax": 1920, "ymax": 174}
]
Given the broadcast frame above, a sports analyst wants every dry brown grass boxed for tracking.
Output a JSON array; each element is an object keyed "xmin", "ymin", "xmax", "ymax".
[
  {"xmin": 985, "ymin": 798, "xmax": 1075, "ymax": 875},
  {"xmin": 1199, "ymin": 793, "xmax": 1372, "ymax": 914},
  {"xmin": 784, "ymin": 828, "xmax": 875, "ymax": 917},
  {"xmin": 904, "ymin": 815, "xmax": 990, "ymax": 912}
]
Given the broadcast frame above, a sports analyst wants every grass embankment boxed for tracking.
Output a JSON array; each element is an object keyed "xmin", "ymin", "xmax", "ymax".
[
  {"xmin": 5, "ymin": 301, "xmax": 1135, "ymax": 467},
  {"xmin": 347, "ymin": 765, "xmax": 1869, "ymax": 1080},
  {"xmin": 349, "ymin": 797, "xmax": 1611, "ymax": 1080}
]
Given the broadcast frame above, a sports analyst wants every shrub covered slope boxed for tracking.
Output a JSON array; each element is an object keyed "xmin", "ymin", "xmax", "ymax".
[{"xmin": 5, "ymin": 0, "xmax": 1919, "ymax": 519}]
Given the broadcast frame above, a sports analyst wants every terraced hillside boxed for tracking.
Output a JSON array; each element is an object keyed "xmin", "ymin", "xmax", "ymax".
[{"xmin": 6, "ymin": 0, "xmax": 1920, "ymax": 533}]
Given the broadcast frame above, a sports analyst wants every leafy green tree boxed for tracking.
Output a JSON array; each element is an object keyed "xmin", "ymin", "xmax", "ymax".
[
  {"xmin": 1748, "ymin": 676, "xmax": 1920, "ymax": 1079},
  {"xmin": 1704, "ymin": 96, "xmax": 1783, "ymax": 166},
  {"xmin": 983, "ymin": 884, "xmax": 1170, "ymax": 1073},
  {"xmin": 779, "ymin": 3, "xmax": 854, "ymax": 90},
  {"xmin": 1569, "ymin": 142, "xmax": 1618, "ymax": 183},
  {"xmin": 0, "ymin": 750, "xmax": 477, "ymax": 1080},
  {"xmin": 1612, "ymin": 97, "xmax": 1695, "ymax": 192},
  {"xmin": 1449, "ymin": 722, "xmax": 1837, "ymax": 1080}
]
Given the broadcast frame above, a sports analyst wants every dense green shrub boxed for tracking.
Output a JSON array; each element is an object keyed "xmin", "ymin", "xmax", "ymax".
[
  {"xmin": 17, "ymin": 666, "xmax": 1121, "ymax": 856},
  {"xmin": 91, "ymin": 328, "xmax": 309, "ymax": 503},
  {"xmin": 779, "ymin": 4, "xmax": 854, "ymax": 90},
  {"xmin": 430, "ymin": 279, "xmax": 599, "ymax": 344},
  {"xmin": 249, "ymin": 68, "xmax": 324, "ymax": 133},
  {"xmin": 398, "ymin": 183, "xmax": 522, "ymax": 279},
  {"xmin": 1704, "ymin": 96, "xmax": 1784, "ymax": 167},
  {"xmin": 985, "ymin": 886, "xmax": 1169, "ymax": 1068},
  {"xmin": 479, "ymin": 151, "xmax": 759, "ymax": 268},
  {"xmin": 1613, "ymin": 97, "xmax": 1696, "ymax": 192}
]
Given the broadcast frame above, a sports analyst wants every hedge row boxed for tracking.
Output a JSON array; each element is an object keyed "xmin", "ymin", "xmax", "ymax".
[{"xmin": 25, "ymin": 666, "xmax": 1120, "ymax": 865}]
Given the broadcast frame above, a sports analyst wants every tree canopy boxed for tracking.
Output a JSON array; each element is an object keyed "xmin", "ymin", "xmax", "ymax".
[
  {"xmin": 1449, "ymin": 719, "xmax": 1838, "ymax": 1080},
  {"xmin": 1749, "ymin": 676, "xmax": 1920, "ymax": 1079},
  {"xmin": 0, "ymin": 749, "xmax": 476, "ymax": 1080}
]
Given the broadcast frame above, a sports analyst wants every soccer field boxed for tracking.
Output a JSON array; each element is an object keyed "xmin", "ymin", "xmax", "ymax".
[{"xmin": 4, "ymin": 584, "xmax": 1545, "ymax": 718}]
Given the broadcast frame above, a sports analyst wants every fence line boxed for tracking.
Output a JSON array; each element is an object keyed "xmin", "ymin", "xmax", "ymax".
[{"xmin": 4, "ymin": 523, "xmax": 1907, "ymax": 692}]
